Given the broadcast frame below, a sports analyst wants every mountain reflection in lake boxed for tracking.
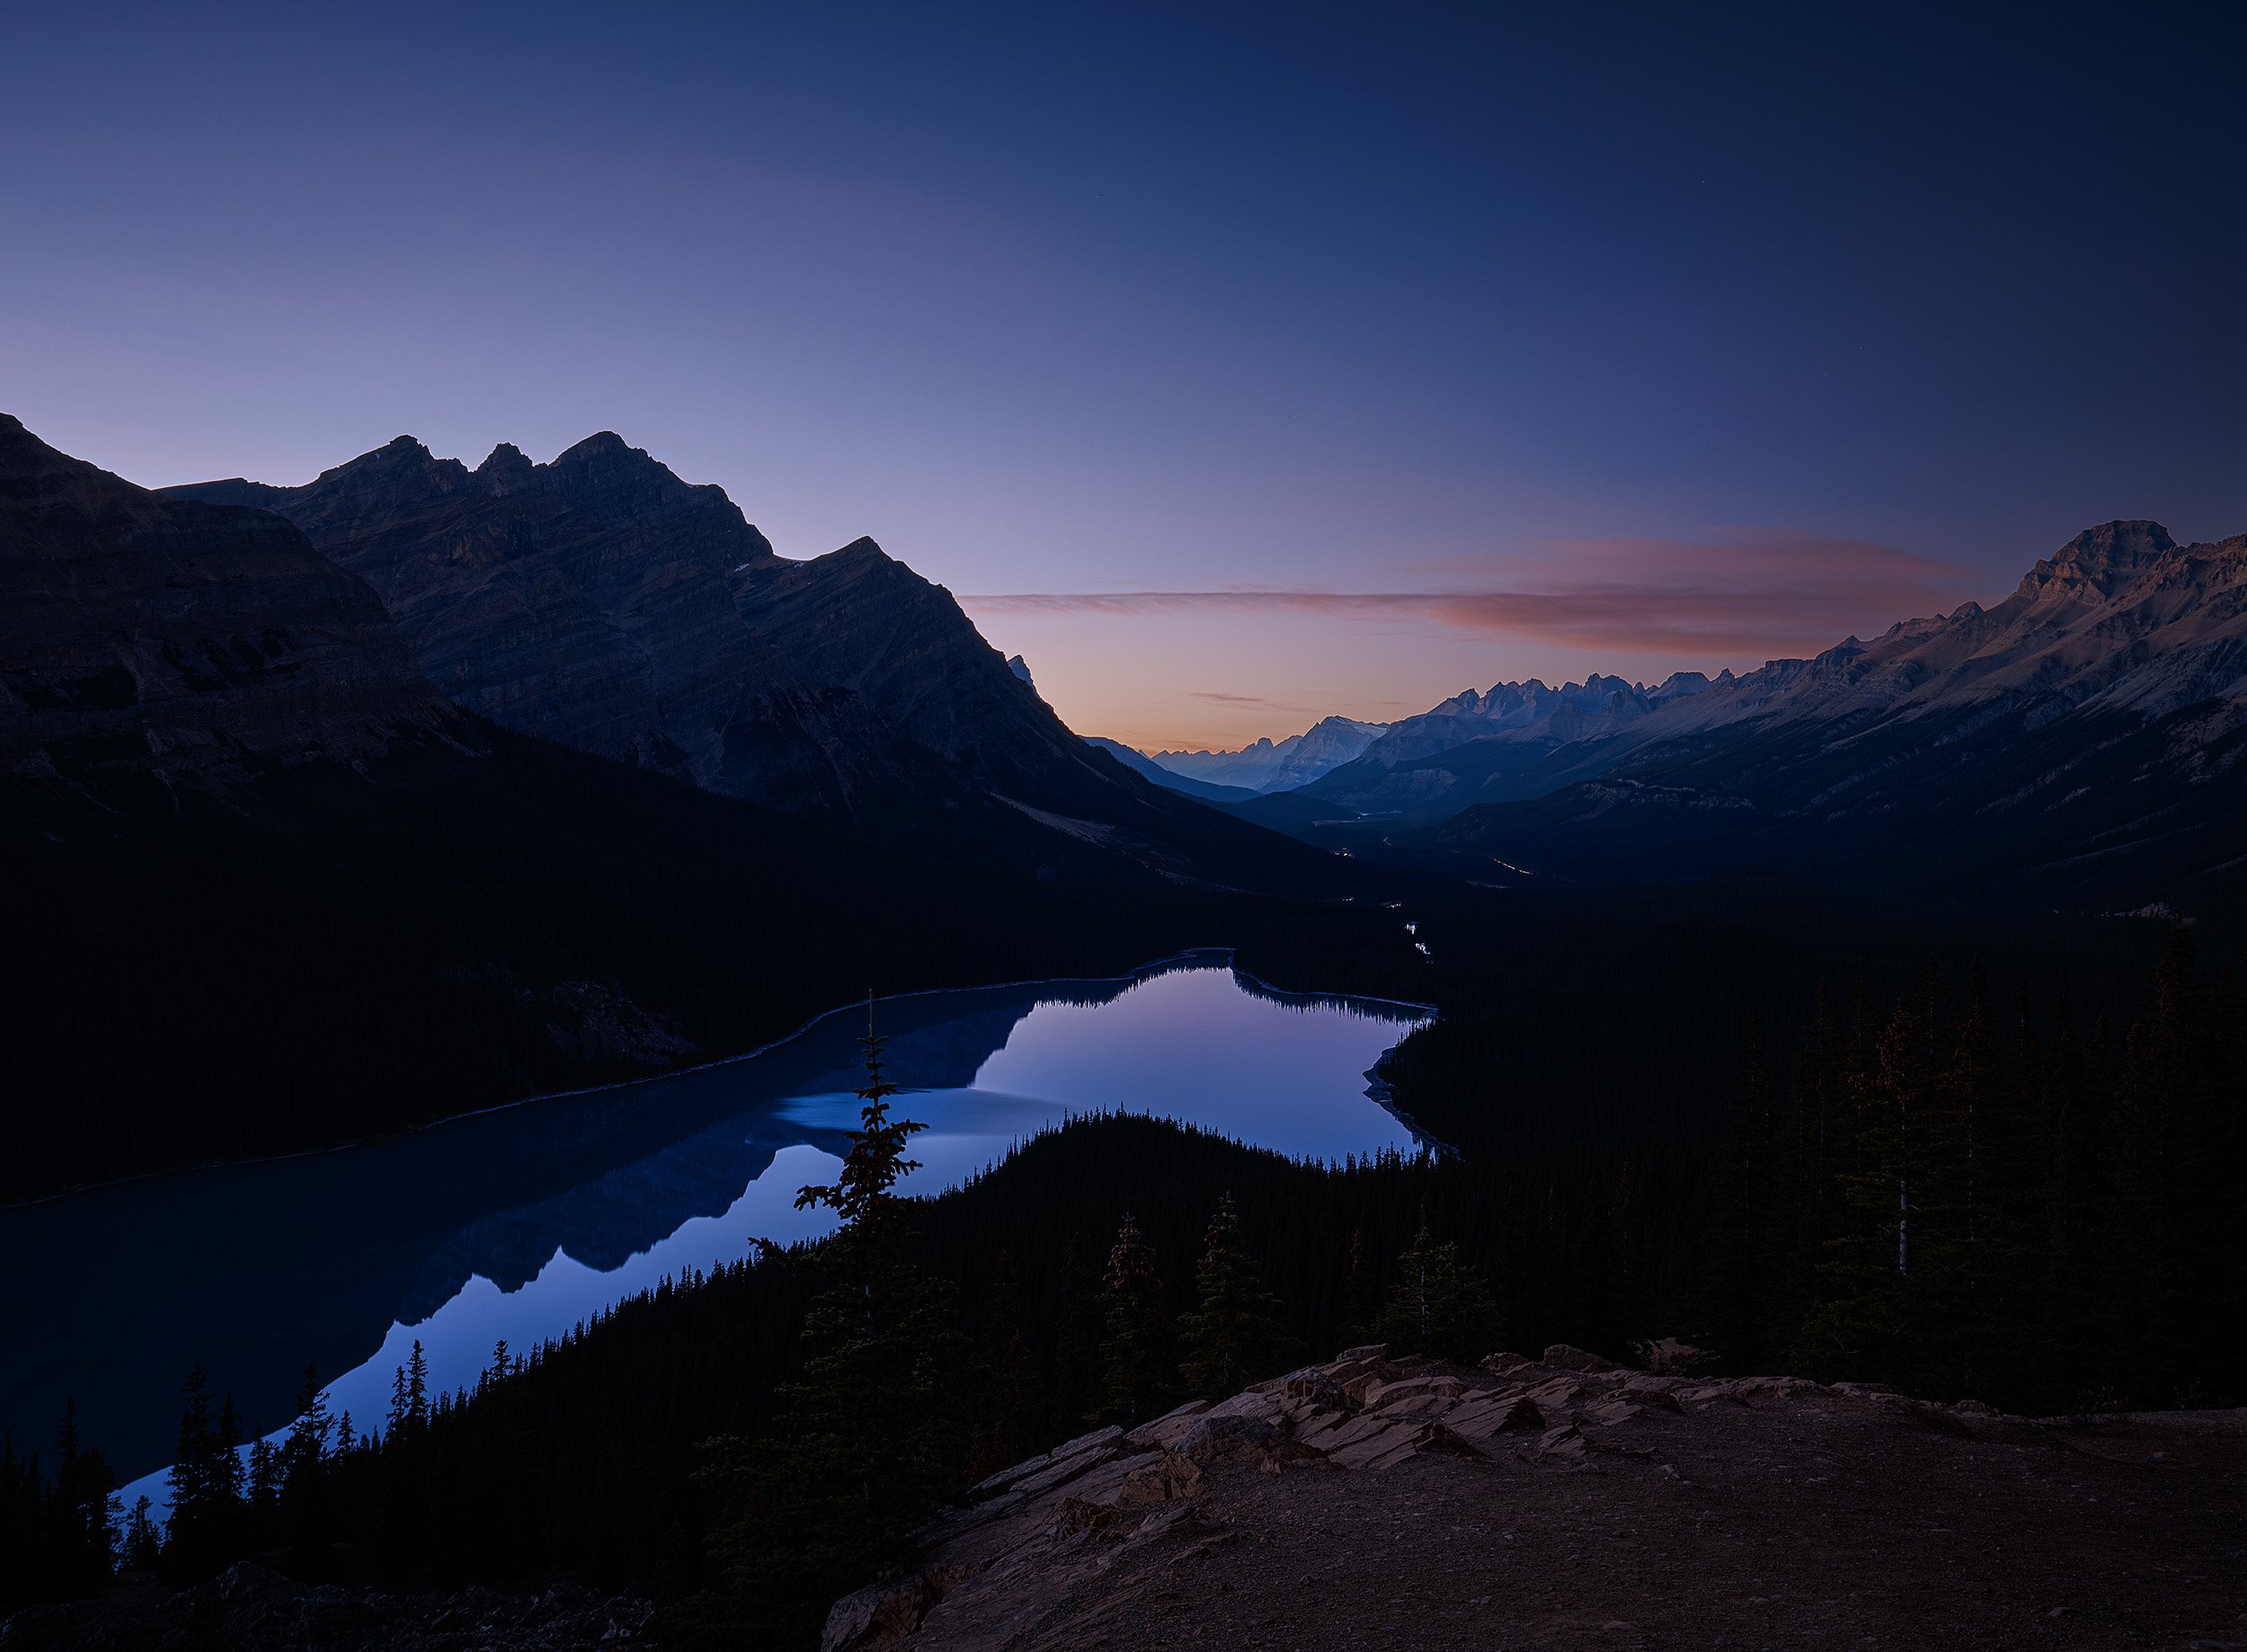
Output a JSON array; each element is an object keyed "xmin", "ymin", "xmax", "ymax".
[{"xmin": 2, "ymin": 955, "xmax": 1427, "ymax": 1490}]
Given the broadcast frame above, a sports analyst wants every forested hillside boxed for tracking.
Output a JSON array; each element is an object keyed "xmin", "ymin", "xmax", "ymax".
[
  {"xmin": 0, "ymin": 727, "xmax": 1421, "ymax": 1203},
  {"xmin": 11, "ymin": 923, "xmax": 2234, "ymax": 1638}
]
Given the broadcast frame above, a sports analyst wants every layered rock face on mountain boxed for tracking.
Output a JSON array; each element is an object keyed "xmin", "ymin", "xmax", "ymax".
[
  {"xmin": 1604, "ymin": 520, "xmax": 2247, "ymax": 737},
  {"xmin": 173, "ymin": 432, "xmax": 786, "ymax": 788},
  {"xmin": 169, "ymin": 435, "xmax": 1311, "ymax": 886},
  {"xmin": 1399, "ymin": 521, "xmax": 2247, "ymax": 897},
  {"xmin": 0, "ymin": 414, "xmax": 444, "ymax": 791},
  {"xmin": 1147, "ymin": 715, "xmax": 1390, "ymax": 793},
  {"xmin": 1299, "ymin": 672, "xmax": 1720, "ymax": 816},
  {"xmin": 823, "ymin": 1343, "xmax": 2247, "ymax": 1650}
]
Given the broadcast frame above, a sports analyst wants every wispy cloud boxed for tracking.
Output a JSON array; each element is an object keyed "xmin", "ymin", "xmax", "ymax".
[{"xmin": 963, "ymin": 528, "xmax": 1973, "ymax": 657}]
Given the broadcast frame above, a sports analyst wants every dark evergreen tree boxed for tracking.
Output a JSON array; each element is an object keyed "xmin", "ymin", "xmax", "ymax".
[
  {"xmin": 1098, "ymin": 1212, "xmax": 1175, "ymax": 1425},
  {"xmin": 1050, "ymin": 1235, "xmax": 1107, "ymax": 1433},
  {"xmin": 691, "ymin": 1032, "xmax": 964, "ymax": 1645},
  {"xmin": 279, "ymin": 1364, "xmax": 332, "ymax": 1547},
  {"xmin": 1337, "ymin": 1229, "xmax": 1381, "ymax": 1352},
  {"xmin": 50, "ymin": 1400, "xmax": 116, "ymax": 1598},
  {"xmin": 1177, "ymin": 1195, "xmax": 1296, "ymax": 1399},
  {"xmin": 1373, "ymin": 1209, "xmax": 1500, "ymax": 1361},
  {"xmin": 966, "ymin": 1250, "xmax": 1044, "ymax": 1478},
  {"xmin": 163, "ymin": 1365, "xmax": 244, "ymax": 1581},
  {"xmin": 1709, "ymin": 1016, "xmax": 1779, "ymax": 1369},
  {"xmin": 122, "ymin": 1496, "xmax": 162, "ymax": 1573}
]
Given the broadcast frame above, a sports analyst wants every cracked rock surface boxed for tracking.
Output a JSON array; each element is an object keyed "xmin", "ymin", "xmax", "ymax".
[{"xmin": 827, "ymin": 1344, "xmax": 2247, "ymax": 1652}]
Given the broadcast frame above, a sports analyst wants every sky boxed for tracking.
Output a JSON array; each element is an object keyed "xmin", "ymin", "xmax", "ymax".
[{"xmin": 4, "ymin": 4, "xmax": 2244, "ymax": 750}]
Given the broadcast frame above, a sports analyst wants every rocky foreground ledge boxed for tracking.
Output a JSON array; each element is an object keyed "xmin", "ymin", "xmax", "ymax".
[{"xmin": 827, "ymin": 1345, "xmax": 2247, "ymax": 1652}]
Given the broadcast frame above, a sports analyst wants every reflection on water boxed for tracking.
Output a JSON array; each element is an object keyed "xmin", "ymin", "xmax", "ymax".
[{"xmin": 0, "ymin": 955, "xmax": 1427, "ymax": 1495}]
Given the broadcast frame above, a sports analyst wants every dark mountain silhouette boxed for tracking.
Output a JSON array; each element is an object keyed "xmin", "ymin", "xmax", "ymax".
[
  {"xmin": 0, "ymin": 414, "xmax": 446, "ymax": 792},
  {"xmin": 165, "ymin": 435, "xmax": 1332, "ymax": 890},
  {"xmin": 1, "ymin": 418, "xmax": 1425, "ymax": 1210}
]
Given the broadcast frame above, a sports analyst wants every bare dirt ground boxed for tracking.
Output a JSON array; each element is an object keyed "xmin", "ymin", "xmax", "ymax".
[{"xmin": 829, "ymin": 1350, "xmax": 2247, "ymax": 1652}]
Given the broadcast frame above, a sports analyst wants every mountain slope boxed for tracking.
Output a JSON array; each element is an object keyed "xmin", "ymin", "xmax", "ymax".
[
  {"xmin": 1083, "ymin": 736, "xmax": 1261, "ymax": 803},
  {"xmin": 1398, "ymin": 521, "xmax": 2247, "ymax": 903},
  {"xmin": 1299, "ymin": 672, "xmax": 1720, "ymax": 819},
  {"xmin": 168, "ymin": 437, "xmax": 1337, "ymax": 891},
  {"xmin": 1147, "ymin": 715, "xmax": 1389, "ymax": 793},
  {"xmin": 0, "ymin": 414, "xmax": 445, "ymax": 793}
]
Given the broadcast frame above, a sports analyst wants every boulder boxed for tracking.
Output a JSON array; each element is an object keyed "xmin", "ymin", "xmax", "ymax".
[
  {"xmin": 1124, "ymin": 1400, "xmax": 1211, "ymax": 1450},
  {"xmin": 1541, "ymin": 1344, "xmax": 1620, "ymax": 1373}
]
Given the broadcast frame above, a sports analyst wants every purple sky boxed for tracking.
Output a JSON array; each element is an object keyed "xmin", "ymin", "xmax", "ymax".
[{"xmin": 6, "ymin": 4, "xmax": 2244, "ymax": 748}]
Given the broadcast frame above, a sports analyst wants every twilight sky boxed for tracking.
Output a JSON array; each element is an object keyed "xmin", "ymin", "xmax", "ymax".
[{"xmin": 5, "ymin": 4, "xmax": 2244, "ymax": 750}]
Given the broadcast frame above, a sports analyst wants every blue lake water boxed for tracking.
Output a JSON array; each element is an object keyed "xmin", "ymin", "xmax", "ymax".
[{"xmin": 0, "ymin": 955, "xmax": 1428, "ymax": 1498}]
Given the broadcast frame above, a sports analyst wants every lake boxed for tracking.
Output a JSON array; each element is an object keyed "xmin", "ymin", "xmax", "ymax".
[{"xmin": 0, "ymin": 954, "xmax": 1429, "ymax": 1498}]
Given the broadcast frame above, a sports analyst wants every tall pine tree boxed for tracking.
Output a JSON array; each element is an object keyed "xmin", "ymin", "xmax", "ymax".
[
  {"xmin": 1177, "ymin": 1195, "xmax": 1295, "ymax": 1399},
  {"xmin": 693, "ymin": 1030, "xmax": 964, "ymax": 1645}
]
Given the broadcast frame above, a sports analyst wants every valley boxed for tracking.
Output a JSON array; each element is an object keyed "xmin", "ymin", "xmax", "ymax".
[{"xmin": 3, "ymin": 415, "xmax": 2242, "ymax": 1650}]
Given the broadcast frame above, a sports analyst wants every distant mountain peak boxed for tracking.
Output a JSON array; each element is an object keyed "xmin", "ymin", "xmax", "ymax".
[
  {"xmin": 546, "ymin": 430, "xmax": 687, "ymax": 490},
  {"xmin": 1144, "ymin": 715, "xmax": 1390, "ymax": 793},
  {"xmin": 2027, "ymin": 520, "xmax": 2177, "ymax": 596},
  {"xmin": 554, "ymin": 430, "xmax": 632, "ymax": 459},
  {"xmin": 311, "ymin": 434, "xmax": 469, "ymax": 500},
  {"xmin": 475, "ymin": 442, "xmax": 537, "ymax": 492}
]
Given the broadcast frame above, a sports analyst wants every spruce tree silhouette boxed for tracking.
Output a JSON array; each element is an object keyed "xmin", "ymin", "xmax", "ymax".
[
  {"xmin": 1374, "ymin": 1201, "xmax": 1500, "ymax": 1361},
  {"xmin": 1178, "ymin": 1195, "xmax": 1295, "ymax": 1399},
  {"xmin": 1099, "ymin": 1212, "xmax": 1175, "ymax": 1424},
  {"xmin": 692, "ymin": 1020, "xmax": 963, "ymax": 1644}
]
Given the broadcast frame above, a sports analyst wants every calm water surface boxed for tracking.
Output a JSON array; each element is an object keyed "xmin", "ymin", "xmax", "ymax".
[{"xmin": 1, "ymin": 956, "xmax": 1426, "ymax": 1496}]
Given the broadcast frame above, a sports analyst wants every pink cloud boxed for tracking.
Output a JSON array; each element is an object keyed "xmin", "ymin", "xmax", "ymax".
[{"xmin": 963, "ymin": 528, "xmax": 1973, "ymax": 658}]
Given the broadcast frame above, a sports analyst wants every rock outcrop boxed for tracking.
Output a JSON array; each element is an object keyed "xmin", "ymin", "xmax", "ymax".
[
  {"xmin": 826, "ymin": 1344, "xmax": 2247, "ymax": 1651},
  {"xmin": 0, "ymin": 414, "xmax": 446, "ymax": 791}
]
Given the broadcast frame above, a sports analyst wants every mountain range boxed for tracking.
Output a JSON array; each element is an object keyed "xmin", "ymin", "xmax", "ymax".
[
  {"xmin": 161, "ymin": 431, "xmax": 1328, "ymax": 891},
  {"xmin": 1141, "ymin": 716, "xmax": 1390, "ymax": 794},
  {"xmin": 1080, "ymin": 738, "xmax": 1262, "ymax": 804},
  {"xmin": 1287, "ymin": 673, "xmax": 1720, "ymax": 817},
  {"xmin": 0, "ymin": 413, "xmax": 1421, "ymax": 1201},
  {"xmin": 1246, "ymin": 520, "xmax": 2247, "ymax": 904}
]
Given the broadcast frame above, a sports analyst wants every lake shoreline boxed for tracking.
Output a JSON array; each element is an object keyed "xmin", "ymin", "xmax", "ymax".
[{"xmin": 6, "ymin": 948, "xmax": 1438, "ymax": 1212}]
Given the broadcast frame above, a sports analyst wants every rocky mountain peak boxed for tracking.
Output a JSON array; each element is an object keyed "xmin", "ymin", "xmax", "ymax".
[
  {"xmin": 549, "ymin": 430, "xmax": 635, "ymax": 466},
  {"xmin": 544, "ymin": 431, "xmax": 697, "ymax": 502},
  {"xmin": 311, "ymin": 434, "xmax": 471, "ymax": 502},
  {"xmin": 474, "ymin": 441, "xmax": 537, "ymax": 493},
  {"xmin": 2026, "ymin": 519, "xmax": 2177, "ymax": 597},
  {"xmin": 0, "ymin": 418, "xmax": 445, "ymax": 790}
]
